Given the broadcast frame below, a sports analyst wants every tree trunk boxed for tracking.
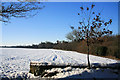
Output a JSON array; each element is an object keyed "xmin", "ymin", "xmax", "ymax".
[
  {"xmin": 87, "ymin": 45, "xmax": 91, "ymax": 69},
  {"xmin": 87, "ymin": 33, "xmax": 91, "ymax": 68}
]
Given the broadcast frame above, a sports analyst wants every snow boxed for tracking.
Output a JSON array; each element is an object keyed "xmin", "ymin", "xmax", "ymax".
[
  {"xmin": 0, "ymin": 48, "xmax": 120, "ymax": 79},
  {"xmin": 43, "ymin": 67, "xmax": 119, "ymax": 79}
]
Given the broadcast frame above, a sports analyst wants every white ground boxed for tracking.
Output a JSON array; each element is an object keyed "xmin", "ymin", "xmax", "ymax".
[
  {"xmin": 43, "ymin": 67, "xmax": 120, "ymax": 79},
  {"xmin": 0, "ymin": 48, "xmax": 120, "ymax": 79}
]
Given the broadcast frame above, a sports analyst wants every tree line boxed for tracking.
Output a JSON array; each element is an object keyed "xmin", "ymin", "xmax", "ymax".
[{"xmin": 2, "ymin": 35, "xmax": 120, "ymax": 59}]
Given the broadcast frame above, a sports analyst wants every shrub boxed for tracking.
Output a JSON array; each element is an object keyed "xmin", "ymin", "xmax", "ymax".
[
  {"xmin": 95, "ymin": 46, "xmax": 108, "ymax": 56},
  {"xmin": 113, "ymin": 47, "xmax": 120, "ymax": 59},
  {"xmin": 107, "ymin": 46, "xmax": 118, "ymax": 56}
]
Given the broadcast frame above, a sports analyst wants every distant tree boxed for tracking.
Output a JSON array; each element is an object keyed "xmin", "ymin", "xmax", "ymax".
[
  {"xmin": 62, "ymin": 40, "xmax": 68, "ymax": 44},
  {"xmin": 1, "ymin": 2, "xmax": 44, "ymax": 23},
  {"xmin": 66, "ymin": 29, "xmax": 82, "ymax": 41},
  {"xmin": 32, "ymin": 44, "xmax": 38, "ymax": 48},
  {"xmin": 70, "ymin": 4, "xmax": 113, "ymax": 68},
  {"xmin": 56, "ymin": 40, "xmax": 61, "ymax": 44}
]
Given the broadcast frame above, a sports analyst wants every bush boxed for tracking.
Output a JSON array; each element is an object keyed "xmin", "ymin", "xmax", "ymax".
[
  {"xmin": 95, "ymin": 46, "xmax": 108, "ymax": 56},
  {"xmin": 113, "ymin": 47, "xmax": 120, "ymax": 59},
  {"xmin": 114, "ymin": 52, "xmax": 120, "ymax": 59},
  {"xmin": 107, "ymin": 46, "xmax": 118, "ymax": 56}
]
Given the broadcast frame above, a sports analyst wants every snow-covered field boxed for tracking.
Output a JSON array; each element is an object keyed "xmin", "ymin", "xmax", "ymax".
[{"xmin": 0, "ymin": 48, "xmax": 120, "ymax": 79}]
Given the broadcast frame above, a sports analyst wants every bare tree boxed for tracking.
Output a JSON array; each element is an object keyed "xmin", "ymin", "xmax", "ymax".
[
  {"xmin": 66, "ymin": 29, "xmax": 82, "ymax": 42},
  {"xmin": 70, "ymin": 4, "xmax": 113, "ymax": 68},
  {"xmin": 0, "ymin": 2, "xmax": 44, "ymax": 23}
]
